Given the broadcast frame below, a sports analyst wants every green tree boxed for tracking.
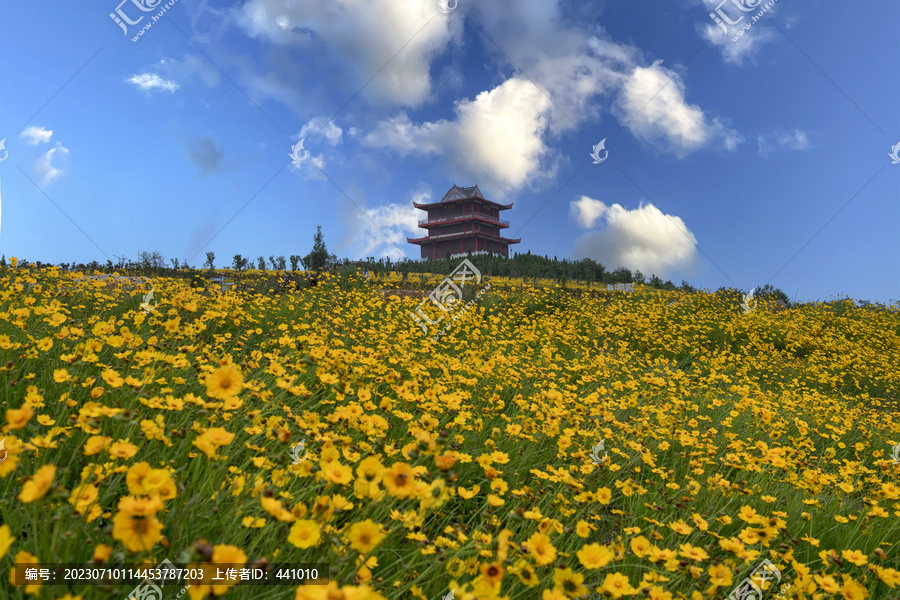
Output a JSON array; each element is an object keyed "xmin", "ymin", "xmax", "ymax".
[
  {"xmin": 304, "ymin": 226, "xmax": 330, "ymax": 272},
  {"xmin": 233, "ymin": 254, "xmax": 244, "ymax": 271},
  {"xmin": 257, "ymin": 256, "xmax": 266, "ymax": 271},
  {"xmin": 289, "ymin": 255, "xmax": 300, "ymax": 272},
  {"xmin": 205, "ymin": 252, "xmax": 215, "ymax": 269}
]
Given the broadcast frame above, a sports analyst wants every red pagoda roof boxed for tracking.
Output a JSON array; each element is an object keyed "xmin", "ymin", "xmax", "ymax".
[
  {"xmin": 407, "ymin": 231, "xmax": 521, "ymax": 245},
  {"xmin": 412, "ymin": 184, "xmax": 513, "ymax": 210}
]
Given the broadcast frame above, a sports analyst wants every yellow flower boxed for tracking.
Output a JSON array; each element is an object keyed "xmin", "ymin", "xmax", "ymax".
[
  {"xmin": 707, "ymin": 564, "xmax": 732, "ymax": 587},
  {"xmin": 813, "ymin": 574, "xmax": 840, "ymax": 594},
  {"xmin": 205, "ymin": 364, "xmax": 244, "ymax": 399},
  {"xmin": 839, "ymin": 575, "xmax": 868, "ymax": 600},
  {"xmin": 514, "ymin": 560, "xmax": 539, "ymax": 587},
  {"xmin": 288, "ymin": 520, "xmax": 321, "ymax": 549},
  {"xmin": 691, "ymin": 513, "xmax": 708, "ymax": 531},
  {"xmin": 596, "ymin": 487, "xmax": 612, "ymax": 504},
  {"xmin": 553, "ymin": 567, "xmax": 587, "ymax": 598},
  {"xmin": 93, "ymin": 544, "xmax": 112, "ymax": 562},
  {"xmin": 205, "ymin": 427, "xmax": 234, "ymax": 446},
  {"xmin": 261, "ymin": 497, "xmax": 296, "ymax": 522},
  {"xmin": 83, "ymin": 435, "xmax": 112, "ymax": 456},
  {"xmin": 526, "ymin": 532, "xmax": 557, "ymax": 566},
  {"xmin": 345, "ymin": 519, "xmax": 384, "ymax": 554},
  {"xmin": 101, "ymin": 368, "xmax": 124, "ymax": 388},
  {"xmin": 18, "ymin": 464, "xmax": 56, "ymax": 503},
  {"xmin": 382, "ymin": 462, "xmax": 418, "ymax": 499},
  {"xmin": 480, "ymin": 562, "xmax": 504, "ymax": 586},
  {"xmin": 0, "ymin": 525, "xmax": 15, "ymax": 560},
  {"xmin": 112, "ymin": 513, "xmax": 163, "ymax": 553},
  {"xmin": 630, "ymin": 536, "xmax": 651, "ymax": 558},
  {"xmin": 578, "ymin": 543, "xmax": 614, "ymax": 569},
  {"xmin": 458, "ymin": 485, "xmax": 480, "ymax": 499},
  {"xmin": 678, "ymin": 543, "xmax": 709, "ymax": 561},
  {"xmin": 668, "ymin": 519, "xmax": 693, "ymax": 535},
  {"xmin": 872, "ymin": 565, "xmax": 900, "ymax": 588},
  {"xmin": 9, "ymin": 550, "xmax": 41, "ymax": 594},
  {"xmin": 841, "ymin": 549, "xmax": 868, "ymax": 567},
  {"xmin": 5, "ymin": 404, "xmax": 34, "ymax": 430},
  {"xmin": 322, "ymin": 461, "xmax": 353, "ymax": 485},
  {"xmin": 109, "ymin": 440, "xmax": 138, "ymax": 459},
  {"xmin": 575, "ymin": 521, "xmax": 592, "ymax": 538},
  {"xmin": 601, "ymin": 572, "xmax": 635, "ymax": 599},
  {"xmin": 242, "ymin": 517, "xmax": 266, "ymax": 528}
]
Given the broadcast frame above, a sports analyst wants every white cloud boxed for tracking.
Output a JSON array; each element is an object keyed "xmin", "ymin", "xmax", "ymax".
[
  {"xmin": 127, "ymin": 73, "xmax": 180, "ymax": 93},
  {"xmin": 570, "ymin": 196, "xmax": 699, "ymax": 276},
  {"xmin": 699, "ymin": 0, "xmax": 779, "ymax": 65},
  {"xmin": 229, "ymin": 1, "xmax": 743, "ymax": 199},
  {"xmin": 570, "ymin": 195, "xmax": 607, "ymax": 229},
  {"xmin": 35, "ymin": 143, "xmax": 69, "ymax": 185},
  {"xmin": 362, "ymin": 77, "xmax": 556, "ymax": 195},
  {"xmin": 757, "ymin": 129, "xmax": 810, "ymax": 156},
  {"xmin": 339, "ymin": 192, "xmax": 423, "ymax": 260},
  {"xmin": 299, "ymin": 117, "xmax": 343, "ymax": 146},
  {"xmin": 358, "ymin": 5, "xmax": 740, "ymax": 194},
  {"xmin": 613, "ymin": 61, "xmax": 742, "ymax": 157},
  {"xmin": 238, "ymin": 0, "xmax": 459, "ymax": 107},
  {"xmin": 20, "ymin": 126, "xmax": 53, "ymax": 145}
]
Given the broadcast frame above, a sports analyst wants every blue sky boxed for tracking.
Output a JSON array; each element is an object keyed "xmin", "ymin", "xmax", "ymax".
[{"xmin": 0, "ymin": 0, "xmax": 897, "ymax": 304}]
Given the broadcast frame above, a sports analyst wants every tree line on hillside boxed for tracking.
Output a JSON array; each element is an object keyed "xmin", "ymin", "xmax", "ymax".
[{"xmin": 2, "ymin": 226, "xmax": 893, "ymax": 310}]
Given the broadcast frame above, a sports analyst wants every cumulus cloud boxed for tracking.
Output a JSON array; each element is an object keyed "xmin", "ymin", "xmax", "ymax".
[
  {"xmin": 570, "ymin": 195, "xmax": 607, "ymax": 229},
  {"xmin": 570, "ymin": 196, "xmax": 699, "ymax": 276},
  {"xmin": 21, "ymin": 126, "xmax": 53, "ymax": 145},
  {"xmin": 357, "ymin": 4, "xmax": 740, "ymax": 194},
  {"xmin": 299, "ymin": 117, "xmax": 343, "ymax": 146},
  {"xmin": 699, "ymin": 0, "xmax": 779, "ymax": 65},
  {"xmin": 613, "ymin": 61, "xmax": 743, "ymax": 157},
  {"xmin": 35, "ymin": 143, "xmax": 69, "ymax": 185},
  {"xmin": 363, "ymin": 77, "xmax": 556, "ymax": 195},
  {"xmin": 186, "ymin": 136, "xmax": 224, "ymax": 176},
  {"xmin": 238, "ymin": 0, "xmax": 459, "ymax": 107},
  {"xmin": 127, "ymin": 73, "xmax": 180, "ymax": 93},
  {"xmin": 227, "ymin": 0, "xmax": 743, "ymax": 200},
  {"xmin": 757, "ymin": 129, "xmax": 810, "ymax": 156},
  {"xmin": 338, "ymin": 189, "xmax": 424, "ymax": 260}
]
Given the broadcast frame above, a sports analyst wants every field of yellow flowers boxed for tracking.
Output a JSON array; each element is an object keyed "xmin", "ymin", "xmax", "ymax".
[{"xmin": 1, "ymin": 263, "xmax": 899, "ymax": 600}]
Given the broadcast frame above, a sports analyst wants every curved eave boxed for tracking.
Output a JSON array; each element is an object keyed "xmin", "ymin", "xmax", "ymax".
[
  {"xmin": 407, "ymin": 233, "xmax": 521, "ymax": 245},
  {"xmin": 413, "ymin": 197, "xmax": 514, "ymax": 210}
]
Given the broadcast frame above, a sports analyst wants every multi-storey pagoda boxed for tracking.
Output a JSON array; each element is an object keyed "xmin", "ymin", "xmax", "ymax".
[{"xmin": 408, "ymin": 184, "xmax": 521, "ymax": 260}]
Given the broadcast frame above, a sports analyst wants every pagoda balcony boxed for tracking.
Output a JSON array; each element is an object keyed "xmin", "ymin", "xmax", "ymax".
[{"xmin": 418, "ymin": 212, "xmax": 509, "ymax": 227}]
